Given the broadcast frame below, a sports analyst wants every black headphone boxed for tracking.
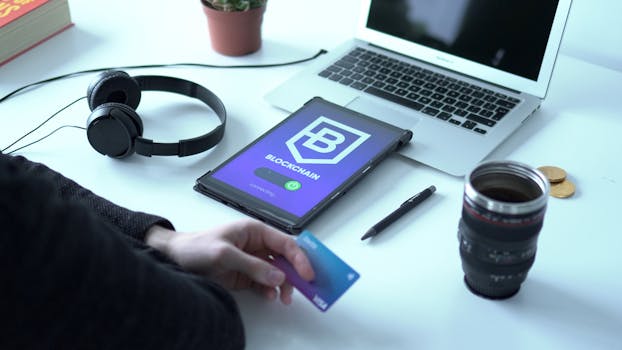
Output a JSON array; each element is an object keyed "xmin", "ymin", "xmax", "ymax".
[{"xmin": 86, "ymin": 70, "xmax": 226, "ymax": 158}]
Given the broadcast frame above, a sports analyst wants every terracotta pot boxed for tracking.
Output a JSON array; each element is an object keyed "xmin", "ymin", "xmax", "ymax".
[{"xmin": 201, "ymin": 2, "xmax": 266, "ymax": 56}]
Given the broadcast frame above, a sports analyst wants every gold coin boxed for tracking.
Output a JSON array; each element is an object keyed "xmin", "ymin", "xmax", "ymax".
[
  {"xmin": 538, "ymin": 165, "xmax": 567, "ymax": 183},
  {"xmin": 550, "ymin": 179, "xmax": 575, "ymax": 198}
]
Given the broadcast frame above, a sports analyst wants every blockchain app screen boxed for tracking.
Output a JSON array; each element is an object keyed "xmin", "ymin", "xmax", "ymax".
[{"xmin": 211, "ymin": 100, "xmax": 402, "ymax": 217}]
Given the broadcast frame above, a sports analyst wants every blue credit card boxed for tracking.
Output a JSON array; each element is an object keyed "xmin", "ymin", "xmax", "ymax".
[{"xmin": 271, "ymin": 230, "xmax": 360, "ymax": 311}]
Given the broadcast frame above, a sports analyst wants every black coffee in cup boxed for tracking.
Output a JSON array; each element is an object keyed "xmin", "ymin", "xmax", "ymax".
[{"xmin": 458, "ymin": 161, "xmax": 549, "ymax": 299}]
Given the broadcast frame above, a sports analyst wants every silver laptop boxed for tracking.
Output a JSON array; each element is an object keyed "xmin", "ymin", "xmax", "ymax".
[{"xmin": 266, "ymin": 0, "xmax": 572, "ymax": 176}]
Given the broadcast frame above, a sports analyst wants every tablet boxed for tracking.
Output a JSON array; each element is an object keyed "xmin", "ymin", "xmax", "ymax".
[{"xmin": 194, "ymin": 97, "xmax": 413, "ymax": 234}]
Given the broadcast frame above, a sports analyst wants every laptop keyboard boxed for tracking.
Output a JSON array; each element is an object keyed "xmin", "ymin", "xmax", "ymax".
[{"xmin": 318, "ymin": 47, "xmax": 521, "ymax": 135}]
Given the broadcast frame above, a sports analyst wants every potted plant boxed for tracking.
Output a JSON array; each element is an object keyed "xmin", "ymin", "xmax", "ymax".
[{"xmin": 200, "ymin": 0, "xmax": 268, "ymax": 56}]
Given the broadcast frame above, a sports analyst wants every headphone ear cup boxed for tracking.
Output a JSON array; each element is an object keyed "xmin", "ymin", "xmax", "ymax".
[
  {"xmin": 86, "ymin": 102, "xmax": 144, "ymax": 158},
  {"xmin": 87, "ymin": 70, "xmax": 142, "ymax": 111}
]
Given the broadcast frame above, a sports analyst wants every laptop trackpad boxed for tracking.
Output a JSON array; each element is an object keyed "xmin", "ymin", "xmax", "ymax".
[{"xmin": 346, "ymin": 96, "xmax": 419, "ymax": 131}]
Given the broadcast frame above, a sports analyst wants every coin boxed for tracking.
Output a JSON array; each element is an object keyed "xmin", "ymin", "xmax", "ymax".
[
  {"xmin": 538, "ymin": 165, "xmax": 567, "ymax": 183},
  {"xmin": 550, "ymin": 179, "xmax": 575, "ymax": 198}
]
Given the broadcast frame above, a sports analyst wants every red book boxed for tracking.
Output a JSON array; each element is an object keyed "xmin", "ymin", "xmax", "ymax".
[{"xmin": 0, "ymin": 0, "xmax": 73, "ymax": 66}]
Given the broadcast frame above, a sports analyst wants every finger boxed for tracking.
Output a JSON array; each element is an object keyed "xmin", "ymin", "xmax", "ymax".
[
  {"xmin": 278, "ymin": 282, "xmax": 294, "ymax": 305},
  {"xmin": 226, "ymin": 273, "xmax": 254, "ymax": 291},
  {"xmin": 251, "ymin": 282, "xmax": 277, "ymax": 301},
  {"xmin": 219, "ymin": 243, "xmax": 286, "ymax": 288},
  {"xmin": 245, "ymin": 221, "xmax": 315, "ymax": 281}
]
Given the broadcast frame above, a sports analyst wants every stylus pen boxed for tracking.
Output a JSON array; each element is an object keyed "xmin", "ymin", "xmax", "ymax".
[{"xmin": 361, "ymin": 185, "xmax": 436, "ymax": 241}]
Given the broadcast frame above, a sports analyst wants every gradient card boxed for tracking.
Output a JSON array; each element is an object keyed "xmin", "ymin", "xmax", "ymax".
[{"xmin": 271, "ymin": 230, "xmax": 360, "ymax": 311}]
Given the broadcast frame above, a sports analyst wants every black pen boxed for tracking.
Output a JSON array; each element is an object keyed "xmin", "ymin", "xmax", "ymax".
[{"xmin": 361, "ymin": 185, "xmax": 436, "ymax": 240}]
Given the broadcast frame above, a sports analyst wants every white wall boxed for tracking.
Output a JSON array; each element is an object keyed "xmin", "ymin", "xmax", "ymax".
[{"xmin": 559, "ymin": 0, "xmax": 622, "ymax": 72}]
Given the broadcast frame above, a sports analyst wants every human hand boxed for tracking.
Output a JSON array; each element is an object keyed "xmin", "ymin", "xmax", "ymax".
[{"xmin": 146, "ymin": 219, "xmax": 314, "ymax": 304}]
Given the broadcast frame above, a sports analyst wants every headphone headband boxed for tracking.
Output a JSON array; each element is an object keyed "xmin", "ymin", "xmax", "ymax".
[
  {"xmin": 133, "ymin": 75, "xmax": 227, "ymax": 157},
  {"xmin": 86, "ymin": 71, "xmax": 226, "ymax": 158}
]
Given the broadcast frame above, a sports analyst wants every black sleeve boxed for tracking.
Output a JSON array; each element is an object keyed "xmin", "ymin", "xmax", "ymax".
[
  {"xmin": 0, "ymin": 155, "xmax": 245, "ymax": 349},
  {"xmin": 2, "ymin": 154, "xmax": 174, "ymax": 242}
]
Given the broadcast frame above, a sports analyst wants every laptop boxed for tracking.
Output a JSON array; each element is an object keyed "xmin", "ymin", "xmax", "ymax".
[{"xmin": 266, "ymin": 0, "xmax": 572, "ymax": 176}]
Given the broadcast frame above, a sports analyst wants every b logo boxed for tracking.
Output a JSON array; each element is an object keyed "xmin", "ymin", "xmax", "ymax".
[{"xmin": 286, "ymin": 116, "xmax": 370, "ymax": 164}]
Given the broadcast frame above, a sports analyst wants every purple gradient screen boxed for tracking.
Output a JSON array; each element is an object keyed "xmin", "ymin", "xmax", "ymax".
[{"xmin": 211, "ymin": 99, "xmax": 403, "ymax": 217}]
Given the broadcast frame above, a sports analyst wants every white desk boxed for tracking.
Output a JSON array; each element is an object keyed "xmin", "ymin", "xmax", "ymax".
[{"xmin": 1, "ymin": 1, "xmax": 621, "ymax": 349}]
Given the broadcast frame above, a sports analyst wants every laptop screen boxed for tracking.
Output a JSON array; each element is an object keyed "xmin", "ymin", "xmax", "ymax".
[{"xmin": 366, "ymin": 0, "xmax": 558, "ymax": 82}]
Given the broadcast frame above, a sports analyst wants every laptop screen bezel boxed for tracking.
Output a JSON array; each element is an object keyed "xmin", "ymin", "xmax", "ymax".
[{"xmin": 356, "ymin": 0, "xmax": 572, "ymax": 98}]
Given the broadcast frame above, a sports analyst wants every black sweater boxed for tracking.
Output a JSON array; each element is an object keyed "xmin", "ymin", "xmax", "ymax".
[{"xmin": 0, "ymin": 154, "xmax": 245, "ymax": 349}]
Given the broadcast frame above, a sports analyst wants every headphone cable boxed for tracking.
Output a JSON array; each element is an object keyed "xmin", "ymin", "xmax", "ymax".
[
  {"xmin": 2, "ymin": 96, "xmax": 86, "ymax": 154},
  {"xmin": 0, "ymin": 49, "xmax": 328, "ymax": 104},
  {"xmin": 3, "ymin": 125, "xmax": 86, "ymax": 155}
]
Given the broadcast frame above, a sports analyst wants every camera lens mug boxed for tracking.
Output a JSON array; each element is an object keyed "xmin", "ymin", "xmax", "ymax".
[{"xmin": 458, "ymin": 160, "xmax": 550, "ymax": 299}]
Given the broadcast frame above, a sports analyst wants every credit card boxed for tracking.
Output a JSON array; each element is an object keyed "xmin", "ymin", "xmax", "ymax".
[{"xmin": 271, "ymin": 230, "xmax": 360, "ymax": 311}]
